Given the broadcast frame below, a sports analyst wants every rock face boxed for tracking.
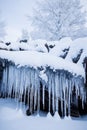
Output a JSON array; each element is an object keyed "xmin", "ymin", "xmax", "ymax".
[{"xmin": 0, "ymin": 59, "xmax": 87, "ymax": 117}]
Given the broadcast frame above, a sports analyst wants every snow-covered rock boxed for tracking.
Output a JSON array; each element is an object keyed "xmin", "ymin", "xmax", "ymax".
[
  {"xmin": 0, "ymin": 50, "xmax": 84, "ymax": 77},
  {"xmin": 0, "ymin": 37, "xmax": 87, "ymax": 117}
]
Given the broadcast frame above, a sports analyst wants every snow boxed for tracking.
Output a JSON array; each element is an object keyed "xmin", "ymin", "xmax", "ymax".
[
  {"xmin": 0, "ymin": 42, "xmax": 8, "ymax": 50},
  {"xmin": 0, "ymin": 37, "xmax": 86, "ymax": 117},
  {"xmin": 50, "ymin": 37, "xmax": 72, "ymax": 57},
  {"xmin": 28, "ymin": 39, "xmax": 48, "ymax": 52},
  {"xmin": 0, "ymin": 40, "xmax": 48, "ymax": 52},
  {"xmin": 8, "ymin": 40, "xmax": 48, "ymax": 53},
  {"xmin": 0, "ymin": 37, "xmax": 73, "ymax": 53},
  {"xmin": 0, "ymin": 50, "xmax": 85, "ymax": 77},
  {"xmin": 0, "ymin": 37, "xmax": 87, "ymax": 68},
  {"xmin": 0, "ymin": 98, "xmax": 87, "ymax": 130},
  {"xmin": 66, "ymin": 37, "xmax": 87, "ymax": 65},
  {"xmin": 0, "ymin": 37, "xmax": 87, "ymax": 129},
  {"xmin": 39, "ymin": 70, "xmax": 48, "ymax": 82}
]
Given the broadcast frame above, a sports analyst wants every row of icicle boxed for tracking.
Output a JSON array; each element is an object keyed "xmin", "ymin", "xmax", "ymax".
[{"xmin": 0, "ymin": 65, "xmax": 86, "ymax": 116}]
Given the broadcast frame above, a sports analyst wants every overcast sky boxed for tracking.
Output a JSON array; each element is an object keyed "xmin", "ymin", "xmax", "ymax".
[
  {"xmin": 0, "ymin": 0, "xmax": 87, "ymax": 41},
  {"xmin": 0, "ymin": 0, "xmax": 37, "ymax": 41}
]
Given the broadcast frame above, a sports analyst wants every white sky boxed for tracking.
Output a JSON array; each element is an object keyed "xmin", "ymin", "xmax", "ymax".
[
  {"xmin": 0, "ymin": 0, "xmax": 87, "ymax": 41},
  {"xmin": 0, "ymin": 0, "xmax": 37, "ymax": 41}
]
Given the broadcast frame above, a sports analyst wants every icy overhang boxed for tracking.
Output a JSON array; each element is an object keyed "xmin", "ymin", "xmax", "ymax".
[{"xmin": 0, "ymin": 50, "xmax": 85, "ymax": 78}]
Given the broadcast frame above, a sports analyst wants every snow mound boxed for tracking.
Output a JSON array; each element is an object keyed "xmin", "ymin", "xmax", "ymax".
[
  {"xmin": 66, "ymin": 37, "xmax": 87, "ymax": 65},
  {"xmin": 53, "ymin": 112, "xmax": 61, "ymax": 120},
  {"xmin": 47, "ymin": 112, "xmax": 52, "ymax": 119},
  {"xmin": 0, "ymin": 50, "xmax": 84, "ymax": 77},
  {"xmin": 50, "ymin": 37, "xmax": 72, "ymax": 57}
]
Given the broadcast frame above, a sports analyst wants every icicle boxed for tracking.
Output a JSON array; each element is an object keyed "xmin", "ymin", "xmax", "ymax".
[
  {"xmin": 75, "ymin": 79, "xmax": 79, "ymax": 107},
  {"xmin": 15, "ymin": 67, "xmax": 20, "ymax": 101},
  {"xmin": 61, "ymin": 74, "xmax": 67, "ymax": 116},
  {"xmin": 37, "ymin": 73, "xmax": 40, "ymax": 114},
  {"xmin": 59, "ymin": 73, "xmax": 63, "ymax": 116},
  {"xmin": 5, "ymin": 67, "xmax": 8, "ymax": 98},
  {"xmin": 79, "ymin": 78, "xmax": 85, "ymax": 109},
  {"xmin": 7, "ymin": 66, "xmax": 13, "ymax": 98},
  {"xmin": 68, "ymin": 79, "xmax": 71, "ymax": 116},
  {"xmin": 48, "ymin": 70, "xmax": 52, "ymax": 113},
  {"xmin": 1, "ymin": 61, "xmax": 86, "ymax": 118},
  {"xmin": 42, "ymin": 84, "xmax": 45, "ymax": 109},
  {"xmin": 51, "ymin": 73, "xmax": 55, "ymax": 114},
  {"xmin": 54, "ymin": 72, "xmax": 60, "ymax": 116},
  {"xmin": 33, "ymin": 84, "xmax": 36, "ymax": 111},
  {"xmin": 32, "ymin": 69, "xmax": 35, "ymax": 93},
  {"xmin": 1, "ymin": 68, "xmax": 5, "ymax": 97},
  {"xmin": 19, "ymin": 92, "xmax": 22, "ymax": 109},
  {"xmin": 22, "ymin": 68, "xmax": 26, "ymax": 108},
  {"xmin": 1, "ymin": 67, "xmax": 8, "ymax": 98},
  {"xmin": 28, "ymin": 68, "xmax": 40, "ymax": 114},
  {"xmin": 63, "ymin": 74, "xmax": 66, "ymax": 117},
  {"xmin": 34, "ymin": 71, "xmax": 38, "ymax": 111},
  {"xmin": 29, "ymin": 69, "xmax": 35, "ymax": 114},
  {"xmin": 80, "ymin": 84, "xmax": 84, "ymax": 109}
]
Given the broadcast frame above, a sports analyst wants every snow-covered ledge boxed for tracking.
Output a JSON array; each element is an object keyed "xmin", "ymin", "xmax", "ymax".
[
  {"xmin": 0, "ymin": 50, "xmax": 86, "ymax": 117},
  {"xmin": 0, "ymin": 50, "xmax": 85, "ymax": 76}
]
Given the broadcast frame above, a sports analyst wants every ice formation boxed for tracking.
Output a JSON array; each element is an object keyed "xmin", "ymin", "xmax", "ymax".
[
  {"xmin": 0, "ymin": 37, "xmax": 87, "ymax": 117},
  {"xmin": 0, "ymin": 62, "xmax": 85, "ymax": 117}
]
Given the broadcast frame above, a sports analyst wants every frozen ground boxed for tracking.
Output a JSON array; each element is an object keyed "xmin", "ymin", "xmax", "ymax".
[{"xmin": 0, "ymin": 98, "xmax": 87, "ymax": 130}]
